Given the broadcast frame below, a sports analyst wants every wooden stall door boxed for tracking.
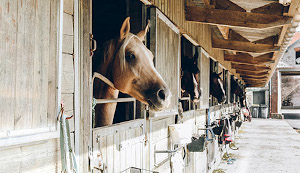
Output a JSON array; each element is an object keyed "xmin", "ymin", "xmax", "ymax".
[
  {"xmin": 199, "ymin": 49, "xmax": 210, "ymax": 109},
  {"xmin": 0, "ymin": 0, "xmax": 58, "ymax": 144},
  {"xmin": 149, "ymin": 8, "xmax": 180, "ymax": 116},
  {"xmin": 92, "ymin": 119, "xmax": 146, "ymax": 173}
]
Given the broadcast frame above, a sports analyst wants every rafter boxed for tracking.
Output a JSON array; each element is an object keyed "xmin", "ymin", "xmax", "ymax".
[
  {"xmin": 185, "ymin": 6, "xmax": 292, "ymax": 29},
  {"xmin": 241, "ymin": 74, "xmax": 269, "ymax": 78},
  {"xmin": 251, "ymin": 2, "xmax": 285, "ymax": 16},
  {"xmin": 235, "ymin": 69, "xmax": 269, "ymax": 75},
  {"xmin": 231, "ymin": 63, "xmax": 270, "ymax": 71},
  {"xmin": 212, "ymin": 38, "xmax": 280, "ymax": 53},
  {"xmin": 254, "ymin": 35, "xmax": 278, "ymax": 45},
  {"xmin": 225, "ymin": 53, "xmax": 274, "ymax": 65}
]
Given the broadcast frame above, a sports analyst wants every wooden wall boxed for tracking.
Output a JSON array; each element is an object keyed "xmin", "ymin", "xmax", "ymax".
[
  {"xmin": 0, "ymin": 0, "xmax": 57, "ymax": 133},
  {"xmin": 0, "ymin": 0, "xmax": 75, "ymax": 172},
  {"xmin": 147, "ymin": 0, "xmax": 243, "ymax": 81}
]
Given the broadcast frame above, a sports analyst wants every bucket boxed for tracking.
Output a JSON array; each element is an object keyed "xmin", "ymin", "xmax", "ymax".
[
  {"xmin": 212, "ymin": 125, "xmax": 224, "ymax": 135},
  {"xmin": 169, "ymin": 124, "xmax": 192, "ymax": 145},
  {"xmin": 187, "ymin": 135, "xmax": 205, "ymax": 152},
  {"xmin": 236, "ymin": 120, "xmax": 242, "ymax": 127}
]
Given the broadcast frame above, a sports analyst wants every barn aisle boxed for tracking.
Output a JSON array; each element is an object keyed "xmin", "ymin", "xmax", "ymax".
[{"xmin": 214, "ymin": 119, "xmax": 300, "ymax": 173}]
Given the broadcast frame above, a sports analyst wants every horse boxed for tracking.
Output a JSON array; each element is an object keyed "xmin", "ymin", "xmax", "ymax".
[
  {"xmin": 231, "ymin": 78, "xmax": 245, "ymax": 107},
  {"xmin": 210, "ymin": 72, "xmax": 226, "ymax": 103},
  {"xmin": 181, "ymin": 49, "xmax": 201, "ymax": 102},
  {"xmin": 93, "ymin": 17, "xmax": 171, "ymax": 127}
]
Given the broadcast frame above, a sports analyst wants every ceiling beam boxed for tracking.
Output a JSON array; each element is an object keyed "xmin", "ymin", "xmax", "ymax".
[
  {"xmin": 231, "ymin": 63, "xmax": 271, "ymax": 71},
  {"xmin": 225, "ymin": 53, "xmax": 274, "ymax": 65},
  {"xmin": 212, "ymin": 38, "xmax": 280, "ymax": 53},
  {"xmin": 214, "ymin": 0, "xmax": 246, "ymax": 12},
  {"xmin": 235, "ymin": 69, "xmax": 269, "ymax": 76},
  {"xmin": 185, "ymin": 6, "xmax": 292, "ymax": 29},
  {"xmin": 241, "ymin": 74, "xmax": 269, "ymax": 78},
  {"xmin": 251, "ymin": 2, "xmax": 285, "ymax": 16},
  {"xmin": 254, "ymin": 35, "xmax": 279, "ymax": 45}
]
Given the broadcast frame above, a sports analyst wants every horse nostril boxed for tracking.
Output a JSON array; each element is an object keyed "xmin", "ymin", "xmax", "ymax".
[{"xmin": 157, "ymin": 89, "xmax": 166, "ymax": 100}]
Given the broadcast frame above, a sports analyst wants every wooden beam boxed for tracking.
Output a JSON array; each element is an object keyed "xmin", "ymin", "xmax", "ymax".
[
  {"xmin": 217, "ymin": 26, "xmax": 229, "ymax": 39},
  {"xmin": 251, "ymin": 2, "xmax": 285, "ymax": 16},
  {"xmin": 287, "ymin": 0, "xmax": 300, "ymax": 17},
  {"xmin": 242, "ymin": 76, "xmax": 268, "ymax": 80},
  {"xmin": 254, "ymin": 35, "xmax": 279, "ymax": 45},
  {"xmin": 241, "ymin": 74, "xmax": 269, "ymax": 78},
  {"xmin": 185, "ymin": 6, "xmax": 292, "ymax": 29},
  {"xmin": 214, "ymin": 0, "xmax": 246, "ymax": 12},
  {"xmin": 228, "ymin": 30, "xmax": 250, "ymax": 42},
  {"xmin": 225, "ymin": 53, "xmax": 274, "ymax": 65},
  {"xmin": 212, "ymin": 38, "xmax": 280, "ymax": 53},
  {"xmin": 202, "ymin": 0, "xmax": 216, "ymax": 8},
  {"xmin": 231, "ymin": 63, "xmax": 271, "ymax": 71},
  {"xmin": 235, "ymin": 69, "xmax": 269, "ymax": 75}
]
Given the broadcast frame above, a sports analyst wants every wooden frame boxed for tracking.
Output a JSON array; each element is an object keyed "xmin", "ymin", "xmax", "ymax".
[
  {"xmin": 0, "ymin": 0, "xmax": 63, "ymax": 149},
  {"xmin": 148, "ymin": 7, "xmax": 181, "ymax": 117}
]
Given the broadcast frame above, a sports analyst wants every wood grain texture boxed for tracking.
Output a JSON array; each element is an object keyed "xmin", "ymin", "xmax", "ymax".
[{"xmin": 186, "ymin": 6, "xmax": 292, "ymax": 29}]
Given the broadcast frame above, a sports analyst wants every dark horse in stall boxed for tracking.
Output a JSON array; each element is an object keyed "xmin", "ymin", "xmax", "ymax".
[
  {"xmin": 93, "ymin": 17, "xmax": 171, "ymax": 127},
  {"xmin": 210, "ymin": 72, "xmax": 226, "ymax": 104},
  {"xmin": 231, "ymin": 78, "xmax": 251, "ymax": 121},
  {"xmin": 181, "ymin": 49, "xmax": 201, "ymax": 102},
  {"xmin": 231, "ymin": 78, "xmax": 245, "ymax": 107}
]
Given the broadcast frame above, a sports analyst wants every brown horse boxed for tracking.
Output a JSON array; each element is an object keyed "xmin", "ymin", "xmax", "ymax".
[
  {"xmin": 210, "ymin": 72, "xmax": 226, "ymax": 103},
  {"xmin": 93, "ymin": 17, "xmax": 171, "ymax": 127},
  {"xmin": 181, "ymin": 49, "xmax": 201, "ymax": 102}
]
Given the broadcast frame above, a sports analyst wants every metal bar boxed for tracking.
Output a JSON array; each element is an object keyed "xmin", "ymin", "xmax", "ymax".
[
  {"xmin": 155, "ymin": 145, "xmax": 184, "ymax": 154},
  {"xmin": 96, "ymin": 98, "xmax": 136, "ymax": 104}
]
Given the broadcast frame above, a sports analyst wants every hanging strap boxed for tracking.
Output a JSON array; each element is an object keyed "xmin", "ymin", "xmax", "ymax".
[{"xmin": 59, "ymin": 102, "xmax": 78, "ymax": 173}]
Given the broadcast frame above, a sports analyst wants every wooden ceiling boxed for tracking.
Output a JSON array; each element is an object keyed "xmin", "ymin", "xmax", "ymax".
[{"xmin": 185, "ymin": 0, "xmax": 298, "ymax": 87}]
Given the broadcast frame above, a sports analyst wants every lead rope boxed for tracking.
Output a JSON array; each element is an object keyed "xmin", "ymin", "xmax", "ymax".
[{"xmin": 59, "ymin": 101, "xmax": 78, "ymax": 173}]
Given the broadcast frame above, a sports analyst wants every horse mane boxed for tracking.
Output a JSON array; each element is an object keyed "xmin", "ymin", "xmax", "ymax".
[{"xmin": 102, "ymin": 34, "xmax": 135, "ymax": 71}]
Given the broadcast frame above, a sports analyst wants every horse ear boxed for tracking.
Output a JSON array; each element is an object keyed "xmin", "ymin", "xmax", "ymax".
[
  {"xmin": 137, "ymin": 21, "xmax": 150, "ymax": 41},
  {"xmin": 120, "ymin": 17, "xmax": 130, "ymax": 40},
  {"xmin": 218, "ymin": 72, "xmax": 223, "ymax": 76}
]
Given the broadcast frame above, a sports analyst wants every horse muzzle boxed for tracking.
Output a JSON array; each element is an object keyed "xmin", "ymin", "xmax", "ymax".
[{"xmin": 147, "ymin": 87, "xmax": 172, "ymax": 111}]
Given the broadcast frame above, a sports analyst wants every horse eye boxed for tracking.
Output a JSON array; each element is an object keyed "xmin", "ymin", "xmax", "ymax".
[{"xmin": 126, "ymin": 53, "xmax": 135, "ymax": 61}]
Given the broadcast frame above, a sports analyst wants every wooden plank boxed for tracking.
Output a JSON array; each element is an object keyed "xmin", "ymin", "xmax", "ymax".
[
  {"xmin": 0, "ymin": 138, "xmax": 59, "ymax": 173},
  {"xmin": 214, "ymin": 0, "xmax": 246, "ymax": 12},
  {"xmin": 231, "ymin": 63, "xmax": 271, "ymax": 71},
  {"xmin": 32, "ymin": 0, "xmax": 50, "ymax": 128},
  {"xmin": 119, "ymin": 130, "xmax": 126, "ymax": 171},
  {"xmin": 287, "ymin": 0, "xmax": 300, "ymax": 16},
  {"xmin": 106, "ymin": 134, "xmax": 114, "ymax": 173},
  {"xmin": 15, "ymin": 0, "xmax": 36, "ymax": 130},
  {"xmin": 212, "ymin": 38, "xmax": 280, "ymax": 53},
  {"xmin": 1, "ymin": 0, "xmax": 17, "ymax": 131},
  {"xmin": 113, "ymin": 131, "xmax": 120, "ymax": 173},
  {"xmin": 81, "ymin": 0, "xmax": 91, "ymax": 171},
  {"xmin": 185, "ymin": 6, "xmax": 292, "ymax": 29},
  {"xmin": 251, "ymin": 2, "xmax": 285, "ymax": 16},
  {"xmin": 48, "ymin": 0, "xmax": 58, "ymax": 128},
  {"xmin": 254, "ymin": 35, "xmax": 278, "ymax": 45},
  {"xmin": 225, "ymin": 53, "xmax": 274, "ymax": 65},
  {"xmin": 235, "ymin": 69, "xmax": 269, "ymax": 75}
]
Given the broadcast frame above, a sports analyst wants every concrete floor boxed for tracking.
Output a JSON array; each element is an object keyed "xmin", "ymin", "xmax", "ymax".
[{"xmin": 214, "ymin": 119, "xmax": 300, "ymax": 173}]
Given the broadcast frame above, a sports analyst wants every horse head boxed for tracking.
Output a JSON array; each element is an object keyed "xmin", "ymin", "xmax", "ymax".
[
  {"xmin": 99, "ymin": 17, "xmax": 171, "ymax": 111},
  {"xmin": 210, "ymin": 72, "xmax": 226, "ymax": 103},
  {"xmin": 181, "ymin": 50, "xmax": 201, "ymax": 102}
]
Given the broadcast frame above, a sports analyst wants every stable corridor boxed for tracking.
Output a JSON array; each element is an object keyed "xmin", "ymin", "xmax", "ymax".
[{"xmin": 215, "ymin": 119, "xmax": 300, "ymax": 173}]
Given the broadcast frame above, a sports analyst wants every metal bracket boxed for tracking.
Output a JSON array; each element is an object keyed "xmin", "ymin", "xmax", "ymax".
[{"xmin": 198, "ymin": 125, "xmax": 216, "ymax": 141}]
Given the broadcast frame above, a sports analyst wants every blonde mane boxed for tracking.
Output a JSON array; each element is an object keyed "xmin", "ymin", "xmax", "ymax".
[{"xmin": 103, "ymin": 34, "xmax": 135, "ymax": 70}]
